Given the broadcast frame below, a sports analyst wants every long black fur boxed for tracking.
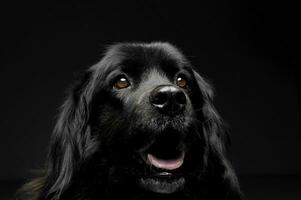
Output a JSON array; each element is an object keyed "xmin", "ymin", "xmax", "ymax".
[{"xmin": 18, "ymin": 42, "xmax": 243, "ymax": 200}]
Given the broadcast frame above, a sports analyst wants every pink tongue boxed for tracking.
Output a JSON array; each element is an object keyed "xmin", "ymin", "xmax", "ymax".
[{"xmin": 147, "ymin": 153, "xmax": 185, "ymax": 170}]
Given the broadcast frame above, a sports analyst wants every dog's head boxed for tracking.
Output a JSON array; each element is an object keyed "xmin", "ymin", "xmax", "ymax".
[{"xmin": 41, "ymin": 42, "xmax": 242, "ymax": 199}]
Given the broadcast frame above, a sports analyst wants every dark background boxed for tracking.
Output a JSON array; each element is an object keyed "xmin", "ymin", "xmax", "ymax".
[{"xmin": 1, "ymin": 1, "xmax": 300, "ymax": 199}]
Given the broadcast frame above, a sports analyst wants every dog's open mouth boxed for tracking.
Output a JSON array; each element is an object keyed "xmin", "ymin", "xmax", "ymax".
[
  {"xmin": 139, "ymin": 133, "xmax": 186, "ymax": 193},
  {"xmin": 142, "ymin": 130, "xmax": 185, "ymax": 173},
  {"xmin": 138, "ymin": 129, "xmax": 187, "ymax": 193}
]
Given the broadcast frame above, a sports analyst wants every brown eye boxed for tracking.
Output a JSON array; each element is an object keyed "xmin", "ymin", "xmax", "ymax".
[
  {"xmin": 114, "ymin": 76, "xmax": 130, "ymax": 89},
  {"xmin": 176, "ymin": 76, "xmax": 187, "ymax": 88}
]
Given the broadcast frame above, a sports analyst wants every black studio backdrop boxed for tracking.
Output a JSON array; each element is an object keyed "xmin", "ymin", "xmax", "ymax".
[{"xmin": 1, "ymin": 1, "xmax": 300, "ymax": 182}]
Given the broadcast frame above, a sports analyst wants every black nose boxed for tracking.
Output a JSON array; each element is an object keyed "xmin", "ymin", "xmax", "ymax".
[{"xmin": 150, "ymin": 85, "xmax": 187, "ymax": 116}]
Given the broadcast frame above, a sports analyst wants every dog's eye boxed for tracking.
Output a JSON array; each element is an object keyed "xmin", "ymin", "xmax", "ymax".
[
  {"xmin": 114, "ymin": 76, "xmax": 130, "ymax": 89},
  {"xmin": 176, "ymin": 76, "xmax": 187, "ymax": 88}
]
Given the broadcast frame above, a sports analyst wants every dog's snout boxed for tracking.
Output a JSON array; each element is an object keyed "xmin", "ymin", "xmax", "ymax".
[{"xmin": 150, "ymin": 85, "xmax": 186, "ymax": 115}]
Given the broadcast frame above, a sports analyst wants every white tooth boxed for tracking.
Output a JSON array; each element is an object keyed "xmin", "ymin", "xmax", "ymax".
[{"xmin": 159, "ymin": 172, "xmax": 172, "ymax": 176}]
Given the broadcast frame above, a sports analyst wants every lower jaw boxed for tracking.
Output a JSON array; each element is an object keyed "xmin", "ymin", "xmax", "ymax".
[{"xmin": 139, "ymin": 177, "xmax": 185, "ymax": 194}]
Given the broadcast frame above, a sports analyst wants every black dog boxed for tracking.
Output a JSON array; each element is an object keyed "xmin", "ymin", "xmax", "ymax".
[{"xmin": 19, "ymin": 42, "xmax": 243, "ymax": 200}]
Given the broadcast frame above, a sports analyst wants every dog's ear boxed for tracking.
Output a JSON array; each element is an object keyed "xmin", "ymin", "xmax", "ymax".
[
  {"xmin": 192, "ymin": 70, "xmax": 228, "ymax": 149},
  {"xmin": 42, "ymin": 70, "xmax": 98, "ymax": 199},
  {"xmin": 192, "ymin": 70, "xmax": 243, "ymax": 199}
]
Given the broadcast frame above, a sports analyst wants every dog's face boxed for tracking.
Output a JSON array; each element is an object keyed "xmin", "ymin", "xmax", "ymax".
[
  {"xmin": 38, "ymin": 42, "xmax": 242, "ymax": 200},
  {"xmin": 88, "ymin": 43, "xmax": 208, "ymax": 194}
]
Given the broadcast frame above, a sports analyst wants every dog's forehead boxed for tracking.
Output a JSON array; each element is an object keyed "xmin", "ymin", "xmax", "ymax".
[{"xmin": 106, "ymin": 42, "xmax": 188, "ymax": 75}]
